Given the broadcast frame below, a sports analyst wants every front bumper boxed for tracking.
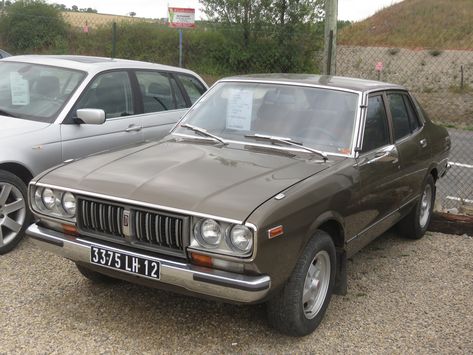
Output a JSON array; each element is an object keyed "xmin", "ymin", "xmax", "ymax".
[{"xmin": 27, "ymin": 224, "xmax": 271, "ymax": 303}]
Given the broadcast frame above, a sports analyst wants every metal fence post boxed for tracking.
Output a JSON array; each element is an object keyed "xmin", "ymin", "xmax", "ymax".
[
  {"xmin": 112, "ymin": 22, "xmax": 117, "ymax": 59},
  {"xmin": 323, "ymin": 0, "xmax": 338, "ymax": 75},
  {"xmin": 179, "ymin": 29, "xmax": 183, "ymax": 67}
]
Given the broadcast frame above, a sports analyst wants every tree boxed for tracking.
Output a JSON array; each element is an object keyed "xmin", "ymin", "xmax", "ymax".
[
  {"xmin": 129, "ymin": 12, "xmax": 136, "ymax": 17},
  {"xmin": 0, "ymin": 0, "xmax": 68, "ymax": 52},
  {"xmin": 71, "ymin": 5, "xmax": 78, "ymax": 11}
]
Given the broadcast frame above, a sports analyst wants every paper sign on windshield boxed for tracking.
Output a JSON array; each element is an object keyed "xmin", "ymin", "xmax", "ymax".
[
  {"xmin": 10, "ymin": 72, "xmax": 30, "ymax": 106},
  {"xmin": 226, "ymin": 89, "xmax": 253, "ymax": 131}
]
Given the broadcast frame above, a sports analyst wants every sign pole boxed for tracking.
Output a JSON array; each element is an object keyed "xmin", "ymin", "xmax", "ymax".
[{"xmin": 179, "ymin": 29, "xmax": 183, "ymax": 67}]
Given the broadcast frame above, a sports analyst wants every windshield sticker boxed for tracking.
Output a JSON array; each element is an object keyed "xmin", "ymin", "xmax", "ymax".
[
  {"xmin": 10, "ymin": 72, "xmax": 30, "ymax": 106},
  {"xmin": 226, "ymin": 89, "xmax": 253, "ymax": 131}
]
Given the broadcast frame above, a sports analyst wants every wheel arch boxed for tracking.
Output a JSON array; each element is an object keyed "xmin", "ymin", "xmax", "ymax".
[
  {"xmin": 305, "ymin": 211, "xmax": 347, "ymax": 295},
  {"xmin": 0, "ymin": 162, "xmax": 34, "ymax": 186}
]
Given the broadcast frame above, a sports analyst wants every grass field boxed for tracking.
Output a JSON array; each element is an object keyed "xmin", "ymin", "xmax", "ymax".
[
  {"xmin": 62, "ymin": 11, "xmax": 159, "ymax": 29},
  {"xmin": 339, "ymin": 0, "xmax": 473, "ymax": 50}
]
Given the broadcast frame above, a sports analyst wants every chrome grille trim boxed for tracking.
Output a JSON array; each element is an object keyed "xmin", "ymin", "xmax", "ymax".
[{"xmin": 77, "ymin": 198, "xmax": 188, "ymax": 255}]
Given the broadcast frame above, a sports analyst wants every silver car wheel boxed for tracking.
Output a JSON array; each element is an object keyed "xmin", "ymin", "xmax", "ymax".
[
  {"xmin": 419, "ymin": 184, "xmax": 432, "ymax": 229},
  {"xmin": 302, "ymin": 250, "xmax": 331, "ymax": 320},
  {"xmin": 0, "ymin": 182, "xmax": 26, "ymax": 248}
]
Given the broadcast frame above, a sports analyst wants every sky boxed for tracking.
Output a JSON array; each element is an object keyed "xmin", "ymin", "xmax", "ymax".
[{"xmin": 45, "ymin": 0, "xmax": 404, "ymax": 22}]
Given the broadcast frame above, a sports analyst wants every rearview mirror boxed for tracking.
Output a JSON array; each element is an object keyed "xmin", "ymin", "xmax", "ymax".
[{"xmin": 76, "ymin": 109, "xmax": 106, "ymax": 125}]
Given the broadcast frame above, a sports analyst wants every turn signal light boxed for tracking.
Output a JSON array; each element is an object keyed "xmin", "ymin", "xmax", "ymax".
[
  {"xmin": 268, "ymin": 225, "xmax": 284, "ymax": 239},
  {"xmin": 190, "ymin": 252, "xmax": 213, "ymax": 267},
  {"xmin": 62, "ymin": 224, "xmax": 78, "ymax": 236}
]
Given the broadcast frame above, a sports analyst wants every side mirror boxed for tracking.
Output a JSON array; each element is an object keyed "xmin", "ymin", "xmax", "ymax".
[{"xmin": 76, "ymin": 109, "xmax": 106, "ymax": 125}]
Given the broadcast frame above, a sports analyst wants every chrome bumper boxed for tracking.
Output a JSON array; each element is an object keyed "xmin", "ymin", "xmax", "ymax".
[{"xmin": 27, "ymin": 224, "xmax": 271, "ymax": 303}]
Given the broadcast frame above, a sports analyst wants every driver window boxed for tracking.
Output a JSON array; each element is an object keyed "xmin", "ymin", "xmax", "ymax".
[
  {"xmin": 362, "ymin": 95, "xmax": 390, "ymax": 153},
  {"xmin": 75, "ymin": 71, "xmax": 134, "ymax": 119}
]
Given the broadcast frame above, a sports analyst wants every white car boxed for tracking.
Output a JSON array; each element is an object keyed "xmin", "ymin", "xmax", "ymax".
[{"xmin": 0, "ymin": 55, "xmax": 208, "ymax": 253}]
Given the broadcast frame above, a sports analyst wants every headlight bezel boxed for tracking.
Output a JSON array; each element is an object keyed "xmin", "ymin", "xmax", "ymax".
[
  {"xmin": 30, "ymin": 185, "xmax": 77, "ymax": 221},
  {"xmin": 191, "ymin": 217, "xmax": 255, "ymax": 258}
]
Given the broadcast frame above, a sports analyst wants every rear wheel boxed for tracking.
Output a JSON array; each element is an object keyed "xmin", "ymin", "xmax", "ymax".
[
  {"xmin": 266, "ymin": 230, "xmax": 336, "ymax": 336},
  {"xmin": 399, "ymin": 175, "xmax": 435, "ymax": 239},
  {"xmin": 0, "ymin": 170, "xmax": 31, "ymax": 254},
  {"xmin": 76, "ymin": 263, "xmax": 120, "ymax": 284}
]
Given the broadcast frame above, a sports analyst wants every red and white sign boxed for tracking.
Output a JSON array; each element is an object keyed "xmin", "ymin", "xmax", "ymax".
[
  {"xmin": 375, "ymin": 61, "xmax": 384, "ymax": 71},
  {"xmin": 168, "ymin": 7, "xmax": 195, "ymax": 28}
]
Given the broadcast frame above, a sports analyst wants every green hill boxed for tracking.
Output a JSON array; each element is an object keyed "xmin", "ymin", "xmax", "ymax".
[{"xmin": 339, "ymin": 0, "xmax": 473, "ymax": 49}]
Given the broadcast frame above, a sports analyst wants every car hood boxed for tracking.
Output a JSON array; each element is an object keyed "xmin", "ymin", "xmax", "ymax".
[
  {"xmin": 38, "ymin": 138, "xmax": 338, "ymax": 221},
  {"xmin": 0, "ymin": 116, "xmax": 50, "ymax": 138}
]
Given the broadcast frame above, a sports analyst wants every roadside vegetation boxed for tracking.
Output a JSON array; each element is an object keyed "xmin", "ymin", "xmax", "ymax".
[{"xmin": 0, "ymin": 0, "xmax": 325, "ymax": 77}]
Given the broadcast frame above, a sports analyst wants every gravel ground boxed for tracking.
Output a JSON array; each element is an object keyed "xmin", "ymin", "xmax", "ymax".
[{"xmin": 1, "ymin": 231, "xmax": 472, "ymax": 354}]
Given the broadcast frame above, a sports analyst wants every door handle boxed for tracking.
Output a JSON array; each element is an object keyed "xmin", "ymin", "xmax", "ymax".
[
  {"xmin": 125, "ymin": 125, "xmax": 142, "ymax": 132},
  {"xmin": 419, "ymin": 138, "xmax": 428, "ymax": 148}
]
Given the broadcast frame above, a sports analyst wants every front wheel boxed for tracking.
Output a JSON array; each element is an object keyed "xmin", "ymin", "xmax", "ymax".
[
  {"xmin": 266, "ymin": 230, "xmax": 336, "ymax": 336},
  {"xmin": 398, "ymin": 175, "xmax": 435, "ymax": 239},
  {"xmin": 0, "ymin": 170, "xmax": 31, "ymax": 254}
]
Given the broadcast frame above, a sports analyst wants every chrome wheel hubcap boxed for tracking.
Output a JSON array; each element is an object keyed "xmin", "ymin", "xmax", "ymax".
[
  {"xmin": 302, "ymin": 250, "xmax": 331, "ymax": 319},
  {"xmin": 419, "ymin": 184, "xmax": 432, "ymax": 229},
  {"xmin": 0, "ymin": 183, "xmax": 26, "ymax": 248}
]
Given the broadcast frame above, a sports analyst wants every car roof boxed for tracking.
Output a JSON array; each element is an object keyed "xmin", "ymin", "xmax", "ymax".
[
  {"xmin": 1, "ymin": 55, "xmax": 198, "ymax": 76},
  {"xmin": 220, "ymin": 74, "xmax": 405, "ymax": 93}
]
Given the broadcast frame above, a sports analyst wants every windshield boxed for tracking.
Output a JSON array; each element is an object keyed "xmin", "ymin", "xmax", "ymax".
[
  {"xmin": 0, "ymin": 61, "xmax": 86, "ymax": 122},
  {"xmin": 174, "ymin": 82, "xmax": 359, "ymax": 155}
]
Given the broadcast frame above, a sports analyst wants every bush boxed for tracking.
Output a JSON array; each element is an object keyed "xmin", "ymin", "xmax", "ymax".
[{"xmin": 0, "ymin": 0, "xmax": 68, "ymax": 53}]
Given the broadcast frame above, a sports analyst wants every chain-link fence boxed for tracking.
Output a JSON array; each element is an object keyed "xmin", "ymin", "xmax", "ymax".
[
  {"xmin": 336, "ymin": 45, "xmax": 473, "ymax": 211},
  {"xmin": 0, "ymin": 9, "xmax": 471, "ymax": 211}
]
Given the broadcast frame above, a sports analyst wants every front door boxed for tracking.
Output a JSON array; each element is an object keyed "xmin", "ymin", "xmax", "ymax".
[{"xmin": 61, "ymin": 70, "xmax": 143, "ymax": 161}]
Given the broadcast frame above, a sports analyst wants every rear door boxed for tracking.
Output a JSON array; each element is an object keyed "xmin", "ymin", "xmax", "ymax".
[
  {"xmin": 351, "ymin": 93, "xmax": 402, "ymax": 251},
  {"xmin": 60, "ymin": 70, "xmax": 143, "ymax": 161},
  {"xmin": 134, "ymin": 70, "xmax": 189, "ymax": 142},
  {"xmin": 386, "ymin": 91, "xmax": 430, "ymax": 206}
]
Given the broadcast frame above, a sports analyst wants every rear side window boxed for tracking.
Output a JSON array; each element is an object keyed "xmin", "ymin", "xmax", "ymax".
[
  {"xmin": 177, "ymin": 74, "xmax": 206, "ymax": 104},
  {"xmin": 403, "ymin": 95, "xmax": 422, "ymax": 132},
  {"xmin": 388, "ymin": 93, "xmax": 411, "ymax": 141},
  {"xmin": 362, "ymin": 95, "xmax": 390, "ymax": 153},
  {"xmin": 136, "ymin": 71, "xmax": 175, "ymax": 113}
]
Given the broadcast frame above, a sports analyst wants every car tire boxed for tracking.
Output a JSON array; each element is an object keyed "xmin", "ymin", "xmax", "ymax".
[
  {"xmin": 0, "ymin": 170, "xmax": 32, "ymax": 255},
  {"xmin": 76, "ymin": 263, "xmax": 120, "ymax": 284},
  {"xmin": 266, "ymin": 230, "xmax": 336, "ymax": 336},
  {"xmin": 399, "ymin": 174, "xmax": 435, "ymax": 240}
]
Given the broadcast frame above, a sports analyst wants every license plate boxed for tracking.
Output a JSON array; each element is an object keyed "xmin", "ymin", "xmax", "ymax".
[{"xmin": 90, "ymin": 246, "xmax": 160, "ymax": 279}]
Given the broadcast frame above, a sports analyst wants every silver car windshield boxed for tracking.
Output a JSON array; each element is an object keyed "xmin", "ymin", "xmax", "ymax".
[
  {"xmin": 0, "ymin": 62, "xmax": 85, "ymax": 123},
  {"xmin": 174, "ymin": 82, "xmax": 359, "ymax": 155}
]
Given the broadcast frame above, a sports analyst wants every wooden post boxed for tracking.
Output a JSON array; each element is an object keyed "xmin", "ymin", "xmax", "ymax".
[{"xmin": 323, "ymin": 0, "xmax": 338, "ymax": 75}]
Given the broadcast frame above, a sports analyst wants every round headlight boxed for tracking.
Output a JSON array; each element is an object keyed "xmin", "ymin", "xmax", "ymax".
[
  {"xmin": 199, "ymin": 219, "xmax": 222, "ymax": 247},
  {"xmin": 42, "ymin": 188, "xmax": 56, "ymax": 210},
  {"xmin": 62, "ymin": 192, "xmax": 76, "ymax": 216},
  {"xmin": 230, "ymin": 225, "xmax": 253, "ymax": 253}
]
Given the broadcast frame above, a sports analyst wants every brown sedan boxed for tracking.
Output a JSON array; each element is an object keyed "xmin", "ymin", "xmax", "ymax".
[{"xmin": 27, "ymin": 75, "xmax": 450, "ymax": 336}]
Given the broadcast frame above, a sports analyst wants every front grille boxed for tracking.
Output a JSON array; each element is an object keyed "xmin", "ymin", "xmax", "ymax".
[
  {"xmin": 80, "ymin": 199, "xmax": 126, "ymax": 237},
  {"xmin": 78, "ymin": 198, "xmax": 188, "ymax": 253},
  {"xmin": 134, "ymin": 209, "xmax": 184, "ymax": 249}
]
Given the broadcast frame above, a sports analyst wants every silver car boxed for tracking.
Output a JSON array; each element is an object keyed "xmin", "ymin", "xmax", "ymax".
[{"xmin": 0, "ymin": 55, "xmax": 208, "ymax": 254}]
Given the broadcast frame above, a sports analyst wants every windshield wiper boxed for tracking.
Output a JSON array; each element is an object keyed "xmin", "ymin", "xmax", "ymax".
[
  {"xmin": 0, "ymin": 109, "xmax": 18, "ymax": 118},
  {"xmin": 245, "ymin": 133, "xmax": 328, "ymax": 161},
  {"xmin": 180, "ymin": 123, "xmax": 227, "ymax": 145}
]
